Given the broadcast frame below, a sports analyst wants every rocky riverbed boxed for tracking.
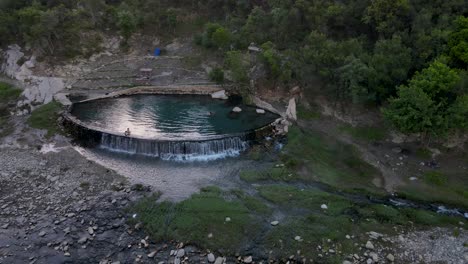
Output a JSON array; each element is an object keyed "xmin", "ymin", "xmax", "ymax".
[{"xmin": 0, "ymin": 147, "xmax": 216, "ymax": 264}]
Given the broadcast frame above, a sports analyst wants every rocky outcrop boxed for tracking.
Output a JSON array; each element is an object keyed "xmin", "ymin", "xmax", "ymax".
[{"xmin": 286, "ymin": 98, "xmax": 297, "ymax": 122}]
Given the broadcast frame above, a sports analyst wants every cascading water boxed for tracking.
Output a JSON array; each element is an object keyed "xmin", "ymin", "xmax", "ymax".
[{"xmin": 99, "ymin": 133, "xmax": 250, "ymax": 161}]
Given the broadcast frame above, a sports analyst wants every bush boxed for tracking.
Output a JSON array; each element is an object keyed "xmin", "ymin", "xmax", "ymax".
[{"xmin": 209, "ymin": 67, "xmax": 225, "ymax": 84}]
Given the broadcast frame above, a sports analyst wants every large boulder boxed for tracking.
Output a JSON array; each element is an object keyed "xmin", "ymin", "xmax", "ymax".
[
  {"xmin": 211, "ymin": 90, "xmax": 228, "ymax": 100},
  {"xmin": 286, "ymin": 98, "xmax": 297, "ymax": 121}
]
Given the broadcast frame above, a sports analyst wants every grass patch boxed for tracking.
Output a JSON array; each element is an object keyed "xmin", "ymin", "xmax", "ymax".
[
  {"xmin": 231, "ymin": 189, "xmax": 272, "ymax": 215},
  {"xmin": 258, "ymin": 185, "xmax": 352, "ymax": 216},
  {"xmin": 283, "ymin": 127, "xmax": 383, "ymax": 193},
  {"xmin": 240, "ymin": 168, "xmax": 298, "ymax": 183},
  {"xmin": 339, "ymin": 124, "xmax": 387, "ymax": 142},
  {"xmin": 130, "ymin": 186, "xmax": 262, "ymax": 253},
  {"xmin": 423, "ymin": 171, "xmax": 447, "ymax": 186},
  {"xmin": 27, "ymin": 101, "xmax": 62, "ymax": 137},
  {"xmin": 0, "ymin": 82, "xmax": 22, "ymax": 103}
]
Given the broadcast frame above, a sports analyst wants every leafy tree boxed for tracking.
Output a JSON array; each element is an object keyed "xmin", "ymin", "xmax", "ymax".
[
  {"xmin": 383, "ymin": 61, "xmax": 463, "ymax": 141},
  {"xmin": 337, "ymin": 57, "xmax": 372, "ymax": 104},
  {"xmin": 209, "ymin": 67, "xmax": 225, "ymax": 84},
  {"xmin": 368, "ymin": 36, "xmax": 412, "ymax": 102},
  {"xmin": 363, "ymin": 0, "xmax": 411, "ymax": 37},
  {"xmin": 448, "ymin": 16, "xmax": 468, "ymax": 68},
  {"xmin": 116, "ymin": 10, "xmax": 137, "ymax": 43},
  {"xmin": 225, "ymin": 50, "xmax": 249, "ymax": 84},
  {"xmin": 211, "ymin": 27, "xmax": 231, "ymax": 50}
]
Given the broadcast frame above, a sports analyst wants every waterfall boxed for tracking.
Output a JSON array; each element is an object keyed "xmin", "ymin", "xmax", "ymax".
[{"xmin": 99, "ymin": 133, "xmax": 250, "ymax": 161}]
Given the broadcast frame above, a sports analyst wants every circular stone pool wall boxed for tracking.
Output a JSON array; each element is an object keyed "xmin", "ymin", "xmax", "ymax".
[{"xmin": 64, "ymin": 93, "xmax": 280, "ymax": 161}]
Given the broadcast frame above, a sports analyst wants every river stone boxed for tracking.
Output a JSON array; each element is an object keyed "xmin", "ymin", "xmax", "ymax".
[
  {"xmin": 369, "ymin": 252, "xmax": 378, "ymax": 262},
  {"xmin": 243, "ymin": 256, "xmax": 252, "ymax": 263},
  {"xmin": 232, "ymin": 107, "xmax": 242, "ymax": 113},
  {"xmin": 256, "ymin": 109, "xmax": 266, "ymax": 114},
  {"xmin": 176, "ymin": 249, "xmax": 185, "ymax": 258},
  {"xmin": 39, "ymin": 231, "xmax": 46, "ymax": 237},
  {"xmin": 271, "ymin": 221, "xmax": 279, "ymax": 226},
  {"xmin": 365, "ymin": 241, "xmax": 374, "ymax": 250},
  {"xmin": 387, "ymin": 253, "xmax": 395, "ymax": 262},
  {"xmin": 214, "ymin": 257, "xmax": 224, "ymax": 264},
  {"xmin": 321, "ymin": 204, "xmax": 328, "ymax": 209},
  {"xmin": 148, "ymin": 251, "xmax": 157, "ymax": 258},
  {"xmin": 207, "ymin": 253, "xmax": 215, "ymax": 263}
]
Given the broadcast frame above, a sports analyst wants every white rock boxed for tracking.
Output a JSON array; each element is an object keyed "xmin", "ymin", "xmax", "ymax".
[
  {"xmin": 211, "ymin": 90, "xmax": 228, "ymax": 100},
  {"xmin": 321, "ymin": 204, "xmax": 328, "ymax": 210},
  {"xmin": 39, "ymin": 231, "xmax": 46, "ymax": 237},
  {"xmin": 87, "ymin": 227, "xmax": 94, "ymax": 235},
  {"xmin": 365, "ymin": 241, "xmax": 374, "ymax": 250},
  {"xmin": 232, "ymin": 107, "xmax": 242, "ymax": 113},
  {"xmin": 176, "ymin": 249, "xmax": 185, "ymax": 258},
  {"xmin": 270, "ymin": 221, "xmax": 279, "ymax": 226},
  {"xmin": 294, "ymin": 236, "xmax": 302, "ymax": 241},
  {"xmin": 207, "ymin": 253, "xmax": 215, "ymax": 263},
  {"xmin": 256, "ymin": 109, "xmax": 266, "ymax": 114},
  {"xmin": 243, "ymin": 256, "xmax": 253, "ymax": 263},
  {"xmin": 147, "ymin": 251, "xmax": 157, "ymax": 258},
  {"xmin": 225, "ymin": 217, "xmax": 231, "ymax": 222},
  {"xmin": 386, "ymin": 253, "xmax": 395, "ymax": 262},
  {"xmin": 409, "ymin": 177, "xmax": 418, "ymax": 181},
  {"xmin": 214, "ymin": 257, "xmax": 225, "ymax": 264},
  {"xmin": 345, "ymin": 235, "xmax": 351, "ymax": 239},
  {"xmin": 286, "ymin": 98, "xmax": 297, "ymax": 121}
]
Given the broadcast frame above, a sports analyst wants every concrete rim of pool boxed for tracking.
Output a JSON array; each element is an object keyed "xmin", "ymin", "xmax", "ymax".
[{"xmin": 62, "ymin": 87, "xmax": 281, "ymax": 160}]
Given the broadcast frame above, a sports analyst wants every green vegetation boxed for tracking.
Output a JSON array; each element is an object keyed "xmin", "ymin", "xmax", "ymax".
[
  {"xmin": 27, "ymin": 101, "xmax": 62, "ymax": 137},
  {"xmin": 130, "ymin": 187, "xmax": 261, "ymax": 253},
  {"xmin": 424, "ymin": 171, "xmax": 447, "ymax": 186},
  {"xmin": 208, "ymin": 67, "xmax": 224, "ymax": 84},
  {"xmin": 0, "ymin": 83, "xmax": 21, "ymax": 137},
  {"xmin": 282, "ymin": 126, "xmax": 382, "ymax": 193},
  {"xmin": 339, "ymin": 124, "xmax": 387, "ymax": 142},
  {"xmin": 0, "ymin": 83, "xmax": 21, "ymax": 103},
  {"xmin": 240, "ymin": 167, "xmax": 297, "ymax": 183},
  {"xmin": 383, "ymin": 60, "xmax": 467, "ymax": 142}
]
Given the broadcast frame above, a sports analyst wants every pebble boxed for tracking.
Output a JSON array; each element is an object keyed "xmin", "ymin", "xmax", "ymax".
[
  {"xmin": 39, "ymin": 231, "xmax": 46, "ymax": 237},
  {"xmin": 148, "ymin": 251, "xmax": 157, "ymax": 258},
  {"xmin": 207, "ymin": 253, "xmax": 215, "ymax": 263},
  {"xmin": 321, "ymin": 204, "xmax": 328, "ymax": 209},
  {"xmin": 387, "ymin": 253, "xmax": 395, "ymax": 262},
  {"xmin": 345, "ymin": 235, "xmax": 351, "ymax": 239},
  {"xmin": 365, "ymin": 241, "xmax": 374, "ymax": 250},
  {"xmin": 243, "ymin": 256, "xmax": 252, "ymax": 263},
  {"xmin": 270, "ymin": 221, "xmax": 279, "ymax": 226},
  {"xmin": 369, "ymin": 252, "xmax": 378, "ymax": 262},
  {"xmin": 225, "ymin": 217, "xmax": 231, "ymax": 222},
  {"xmin": 294, "ymin": 236, "xmax": 302, "ymax": 241},
  {"xmin": 87, "ymin": 227, "xmax": 94, "ymax": 235}
]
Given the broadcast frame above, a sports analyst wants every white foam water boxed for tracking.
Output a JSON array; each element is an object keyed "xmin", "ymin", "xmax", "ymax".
[{"xmin": 99, "ymin": 133, "xmax": 249, "ymax": 161}]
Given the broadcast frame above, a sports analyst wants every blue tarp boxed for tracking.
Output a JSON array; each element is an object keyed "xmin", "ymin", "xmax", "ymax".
[{"xmin": 154, "ymin": 48, "xmax": 161, "ymax": 56}]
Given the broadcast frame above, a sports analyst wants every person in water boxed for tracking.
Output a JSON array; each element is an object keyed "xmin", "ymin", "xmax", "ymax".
[{"xmin": 124, "ymin": 128, "xmax": 131, "ymax": 136}]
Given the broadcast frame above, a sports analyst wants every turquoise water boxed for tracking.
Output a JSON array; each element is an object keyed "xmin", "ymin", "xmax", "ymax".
[{"xmin": 71, "ymin": 95, "xmax": 278, "ymax": 141}]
